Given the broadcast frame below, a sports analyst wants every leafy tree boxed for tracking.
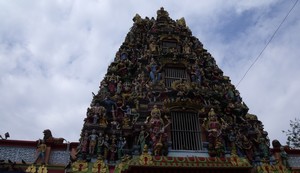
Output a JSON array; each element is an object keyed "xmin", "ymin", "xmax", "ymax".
[{"xmin": 282, "ymin": 118, "xmax": 300, "ymax": 149}]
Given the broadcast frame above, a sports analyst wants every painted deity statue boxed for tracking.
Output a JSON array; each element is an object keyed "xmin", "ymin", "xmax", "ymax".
[
  {"xmin": 89, "ymin": 129, "xmax": 98, "ymax": 155},
  {"xmin": 97, "ymin": 133, "xmax": 104, "ymax": 155},
  {"xmin": 202, "ymin": 108, "xmax": 224, "ymax": 157},
  {"xmin": 145, "ymin": 105, "xmax": 170, "ymax": 155},
  {"xmin": 34, "ymin": 139, "xmax": 47, "ymax": 164},
  {"xmin": 137, "ymin": 125, "xmax": 149, "ymax": 153},
  {"xmin": 190, "ymin": 64, "xmax": 202, "ymax": 85},
  {"xmin": 80, "ymin": 131, "xmax": 89, "ymax": 153},
  {"xmin": 147, "ymin": 58, "xmax": 161, "ymax": 84}
]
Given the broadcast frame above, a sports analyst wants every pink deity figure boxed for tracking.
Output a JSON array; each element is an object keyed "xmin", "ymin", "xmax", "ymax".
[
  {"xmin": 145, "ymin": 105, "xmax": 170, "ymax": 155},
  {"xmin": 207, "ymin": 110, "xmax": 221, "ymax": 139},
  {"xmin": 202, "ymin": 108, "xmax": 223, "ymax": 156},
  {"xmin": 148, "ymin": 105, "xmax": 163, "ymax": 142}
]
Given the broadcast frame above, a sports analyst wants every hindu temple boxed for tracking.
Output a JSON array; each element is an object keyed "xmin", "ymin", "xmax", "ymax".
[{"xmin": 1, "ymin": 7, "xmax": 299, "ymax": 173}]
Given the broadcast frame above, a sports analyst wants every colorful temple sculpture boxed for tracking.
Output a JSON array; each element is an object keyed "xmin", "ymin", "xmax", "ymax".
[
  {"xmin": 67, "ymin": 8, "xmax": 299, "ymax": 173},
  {"xmin": 1, "ymin": 7, "xmax": 300, "ymax": 173}
]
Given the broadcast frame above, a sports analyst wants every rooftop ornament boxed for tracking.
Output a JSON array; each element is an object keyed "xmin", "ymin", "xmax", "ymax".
[{"xmin": 0, "ymin": 132, "xmax": 10, "ymax": 140}]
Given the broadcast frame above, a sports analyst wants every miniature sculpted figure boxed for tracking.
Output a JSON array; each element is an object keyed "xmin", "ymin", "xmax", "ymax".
[
  {"xmin": 145, "ymin": 105, "xmax": 170, "ymax": 155},
  {"xmin": 122, "ymin": 113, "xmax": 131, "ymax": 128},
  {"xmin": 137, "ymin": 125, "xmax": 149, "ymax": 152},
  {"xmin": 34, "ymin": 139, "xmax": 47, "ymax": 164},
  {"xmin": 116, "ymin": 81, "xmax": 123, "ymax": 95},
  {"xmin": 149, "ymin": 40, "xmax": 157, "ymax": 53},
  {"xmin": 80, "ymin": 131, "xmax": 89, "ymax": 153},
  {"xmin": 280, "ymin": 146, "xmax": 288, "ymax": 167},
  {"xmin": 236, "ymin": 131, "xmax": 254, "ymax": 162},
  {"xmin": 154, "ymin": 135, "xmax": 164, "ymax": 156},
  {"xmin": 99, "ymin": 113, "xmax": 108, "ymax": 128},
  {"xmin": 108, "ymin": 74, "xmax": 118, "ymax": 94},
  {"xmin": 202, "ymin": 108, "xmax": 223, "ymax": 157},
  {"xmin": 103, "ymin": 135, "xmax": 110, "ymax": 161},
  {"xmin": 147, "ymin": 105, "xmax": 164, "ymax": 143},
  {"xmin": 117, "ymin": 137, "xmax": 127, "ymax": 159},
  {"xmin": 92, "ymin": 114, "xmax": 99, "ymax": 124},
  {"xmin": 191, "ymin": 64, "xmax": 202, "ymax": 85},
  {"xmin": 26, "ymin": 165, "xmax": 36, "ymax": 173},
  {"xmin": 148, "ymin": 58, "xmax": 161, "ymax": 84},
  {"xmin": 123, "ymin": 105, "xmax": 132, "ymax": 117},
  {"xmin": 111, "ymin": 116, "xmax": 121, "ymax": 130},
  {"xmin": 43, "ymin": 129, "xmax": 64, "ymax": 144},
  {"xmin": 38, "ymin": 165, "xmax": 47, "ymax": 173},
  {"xmin": 89, "ymin": 129, "xmax": 98, "ymax": 155},
  {"xmin": 97, "ymin": 133, "xmax": 104, "ymax": 155},
  {"xmin": 109, "ymin": 137, "xmax": 118, "ymax": 162}
]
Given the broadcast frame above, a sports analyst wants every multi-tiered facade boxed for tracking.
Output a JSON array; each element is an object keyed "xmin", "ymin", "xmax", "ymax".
[
  {"xmin": 71, "ymin": 7, "xmax": 274, "ymax": 173},
  {"xmin": 1, "ymin": 7, "xmax": 298, "ymax": 173}
]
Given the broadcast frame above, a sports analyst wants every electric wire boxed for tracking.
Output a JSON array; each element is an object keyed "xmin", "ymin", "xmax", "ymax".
[{"xmin": 236, "ymin": 0, "xmax": 299, "ymax": 87}]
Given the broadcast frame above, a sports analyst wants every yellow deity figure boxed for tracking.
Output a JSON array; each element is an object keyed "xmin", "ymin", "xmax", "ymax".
[
  {"xmin": 176, "ymin": 17, "xmax": 186, "ymax": 27},
  {"xmin": 139, "ymin": 145, "xmax": 153, "ymax": 165},
  {"xmin": 149, "ymin": 40, "xmax": 157, "ymax": 53},
  {"xmin": 72, "ymin": 160, "xmax": 88, "ymax": 172},
  {"xmin": 26, "ymin": 165, "xmax": 36, "ymax": 173},
  {"xmin": 38, "ymin": 165, "xmax": 48, "ymax": 173},
  {"xmin": 99, "ymin": 114, "xmax": 108, "ymax": 128},
  {"xmin": 92, "ymin": 159, "xmax": 107, "ymax": 173}
]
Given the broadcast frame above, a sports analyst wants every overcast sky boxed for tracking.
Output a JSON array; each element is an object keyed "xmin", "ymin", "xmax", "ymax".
[{"xmin": 0, "ymin": 0, "xmax": 299, "ymax": 146}]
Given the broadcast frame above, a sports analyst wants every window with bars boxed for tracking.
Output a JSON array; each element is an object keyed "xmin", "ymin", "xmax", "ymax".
[
  {"xmin": 161, "ymin": 41, "xmax": 178, "ymax": 54},
  {"xmin": 164, "ymin": 68, "xmax": 187, "ymax": 87},
  {"xmin": 171, "ymin": 111, "xmax": 202, "ymax": 150}
]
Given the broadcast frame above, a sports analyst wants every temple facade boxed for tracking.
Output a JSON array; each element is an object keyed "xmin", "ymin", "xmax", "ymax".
[{"xmin": 1, "ymin": 7, "xmax": 299, "ymax": 173}]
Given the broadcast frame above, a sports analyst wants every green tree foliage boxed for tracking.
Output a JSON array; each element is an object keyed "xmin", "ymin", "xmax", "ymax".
[{"xmin": 282, "ymin": 118, "xmax": 300, "ymax": 149}]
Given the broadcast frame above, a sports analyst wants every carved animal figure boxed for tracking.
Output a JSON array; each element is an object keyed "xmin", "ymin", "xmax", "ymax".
[{"xmin": 43, "ymin": 129, "xmax": 65, "ymax": 144}]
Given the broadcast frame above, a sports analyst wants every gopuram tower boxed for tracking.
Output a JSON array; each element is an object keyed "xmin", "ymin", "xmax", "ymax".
[{"xmin": 70, "ymin": 8, "xmax": 274, "ymax": 173}]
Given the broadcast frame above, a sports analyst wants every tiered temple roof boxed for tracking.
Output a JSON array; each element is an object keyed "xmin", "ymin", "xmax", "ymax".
[
  {"xmin": 1, "ymin": 7, "xmax": 298, "ymax": 173},
  {"xmin": 71, "ymin": 7, "xmax": 277, "ymax": 173}
]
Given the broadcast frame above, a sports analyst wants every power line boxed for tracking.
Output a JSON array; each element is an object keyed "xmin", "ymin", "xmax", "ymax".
[{"xmin": 236, "ymin": 0, "xmax": 299, "ymax": 87}]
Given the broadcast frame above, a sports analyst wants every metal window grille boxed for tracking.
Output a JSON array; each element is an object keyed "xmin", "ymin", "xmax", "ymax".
[
  {"xmin": 171, "ymin": 111, "xmax": 202, "ymax": 150},
  {"xmin": 164, "ymin": 68, "xmax": 187, "ymax": 87}
]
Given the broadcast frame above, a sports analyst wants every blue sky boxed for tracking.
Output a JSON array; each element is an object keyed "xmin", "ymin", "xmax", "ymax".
[{"xmin": 0, "ymin": 0, "xmax": 299, "ymax": 146}]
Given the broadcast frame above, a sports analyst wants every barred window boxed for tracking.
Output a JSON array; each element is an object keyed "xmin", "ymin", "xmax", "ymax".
[
  {"xmin": 171, "ymin": 111, "xmax": 202, "ymax": 150},
  {"xmin": 164, "ymin": 68, "xmax": 187, "ymax": 87},
  {"xmin": 161, "ymin": 40, "xmax": 177, "ymax": 54}
]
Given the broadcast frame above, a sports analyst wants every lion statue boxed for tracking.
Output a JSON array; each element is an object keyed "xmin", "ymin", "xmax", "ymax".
[{"xmin": 43, "ymin": 129, "xmax": 65, "ymax": 144}]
